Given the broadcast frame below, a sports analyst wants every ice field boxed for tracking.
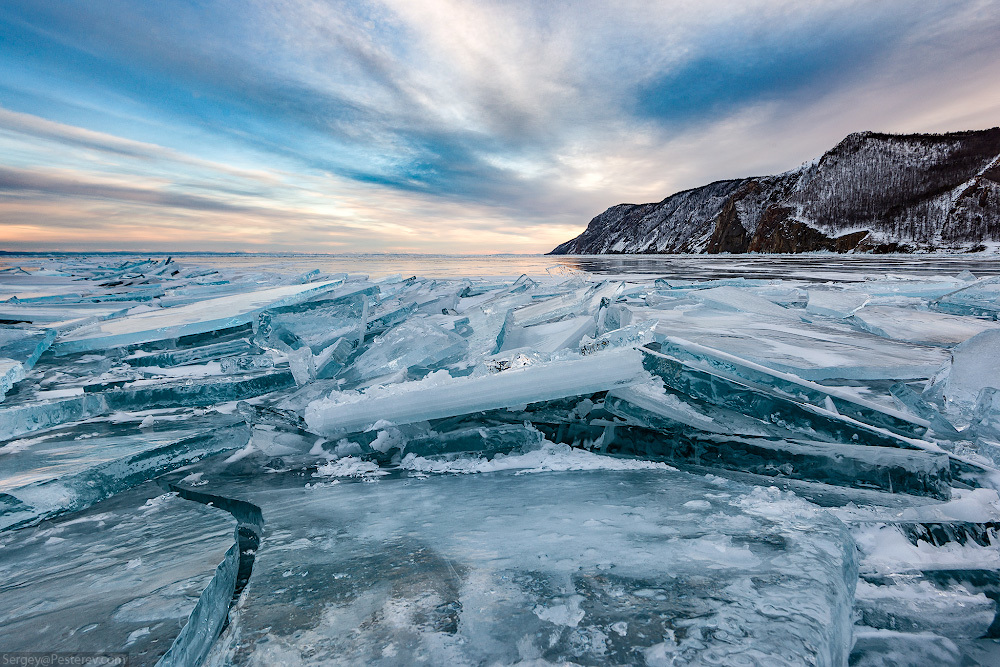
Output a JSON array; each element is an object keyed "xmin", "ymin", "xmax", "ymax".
[{"xmin": 1, "ymin": 254, "xmax": 1000, "ymax": 665}]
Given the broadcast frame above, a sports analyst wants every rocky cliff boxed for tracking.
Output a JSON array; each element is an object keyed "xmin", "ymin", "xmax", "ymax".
[{"xmin": 549, "ymin": 128, "xmax": 1000, "ymax": 254}]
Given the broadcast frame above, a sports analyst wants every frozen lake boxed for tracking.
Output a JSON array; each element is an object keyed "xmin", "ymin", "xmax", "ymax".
[
  {"xmin": 1, "ymin": 254, "xmax": 999, "ymax": 665},
  {"xmin": 4, "ymin": 251, "xmax": 1000, "ymax": 281}
]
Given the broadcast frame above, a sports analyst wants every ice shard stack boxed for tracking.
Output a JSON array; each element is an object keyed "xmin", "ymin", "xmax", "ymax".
[
  {"xmin": 637, "ymin": 346, "xmax": 928, "ymax": 451},
  {"xmin": 344, "ymin": 317, "xmax": 468, "ymax": 382},
  {"xmin": 652, "ymin": 336, "xmax": 929, "ymax": 438},
  {"xmin": 933, "ymin": 276, "xmax": 1000, "ymax": 318}
]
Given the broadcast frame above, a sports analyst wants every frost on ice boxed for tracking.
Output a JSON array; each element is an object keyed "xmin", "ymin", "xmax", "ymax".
[{"xmin": 0, "ymin": 256, "xmax": 999, "ymax": 665}]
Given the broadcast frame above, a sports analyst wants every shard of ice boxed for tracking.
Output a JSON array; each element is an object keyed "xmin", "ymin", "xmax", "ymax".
[
  {"xmin": 641, "ymin": 307, "xmax": 950, "ymax": 380},
  {"xmin": 0, "ymin": 326, "xmax": 57, "ymax": 399},
  {"xmin": 56, "ymin": 280, "xmax": 345, "ymax": 353},
  {"xmin": 0, "ymin": 370, "xmax": 293, "ymax": 440},
  {"xmin": 934, "ymin": 276, "xmax": 1000, "ymax": 317},
  {"xmin": 0, "ymin": 415, "xmax": 250, "ymax": 529},
  {"xmin": 599, "ymin": 419, "xmax": 952, "ymax": 498},
  {"xmin": 854, "ymin": 305, "xmax": 1000, "ymax": 346},
  {"xmin": 637, "ymin": 346, "xmax": 933, "ymax": 451},
  {"xmin": 496, "ymin": 314, "xmax": 596, "ymax": 355},
  {"xmin": 305, "ymin": 347, "xmax": 648, "ymax": 436},
  {"xmin": 343, "ymin": 316, "xmax": 468, "ymax": 382},
  {"xmin": 126, "ymin": 339, "xmax": 261, "ymax": 368},
  {"xmin": 931, "ymin": 329, "xmax": 1000, "ymax": 412},
  {"xmin": 806, "ymin": 288, "xmax": 871, "ymax": 318},
  {"xmin": 649, "ymin": 336, "xmax": 929, "ymax": 437},
  {"xmin": 694, "ymin": 285, "xmax": 797, "ymax": 318},
  {"xmin": 509, "ymin": 281, "xmax": 620, "ymax": 327},
  {"xmin": 889, "ymin": 382, "xmax": 963, "ymax": 440}
]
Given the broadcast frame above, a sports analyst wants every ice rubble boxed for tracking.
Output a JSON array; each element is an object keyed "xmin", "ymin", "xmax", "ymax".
[{"xmin": 0, "ymin": 256, "xmax": 999, "ymax": 665}]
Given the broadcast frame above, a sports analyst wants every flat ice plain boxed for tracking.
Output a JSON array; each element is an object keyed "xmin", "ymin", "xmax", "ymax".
[{"xmin": 1, "ymin": 253, "xmax": 999, "ymax": 666}]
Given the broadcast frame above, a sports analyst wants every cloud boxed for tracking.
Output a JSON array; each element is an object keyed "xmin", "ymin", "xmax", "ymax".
[{"xmin": 1, "ymin": 0, "xmax": 999, "ymax": 252}]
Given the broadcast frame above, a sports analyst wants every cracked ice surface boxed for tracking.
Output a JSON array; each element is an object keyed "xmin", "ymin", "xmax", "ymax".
[
  {"xmin": 2, "ymin": 254, "xmax": 1000, "ymax": 665},
  {"xmin": 207, "ymin": 468, "xmax": 856, "ymax": 666},
  {"xmin": 0, "ymin": 482, "xmax": 235, "ymax": 666}
]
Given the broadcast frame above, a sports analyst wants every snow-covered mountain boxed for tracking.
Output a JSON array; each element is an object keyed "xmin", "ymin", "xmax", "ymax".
[{"xmin": 550, "ymin": 128, "xmax": 1000, "ymax": 254}]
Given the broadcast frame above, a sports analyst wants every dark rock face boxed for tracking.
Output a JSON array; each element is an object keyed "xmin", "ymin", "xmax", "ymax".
[{"xmin": 550, "ymin": 128, "xmax": 1000, "ymax": 255}]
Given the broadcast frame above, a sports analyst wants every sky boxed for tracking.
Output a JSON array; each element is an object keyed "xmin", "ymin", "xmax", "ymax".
[{"xmin": 1, "ymin": 0, "xmax": 999, "ymax": 254}]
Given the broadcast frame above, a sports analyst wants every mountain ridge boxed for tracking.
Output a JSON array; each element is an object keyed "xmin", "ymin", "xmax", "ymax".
[{"xmin": 549, "ymin": 128, "xmax": 1000, "ymax": 254}]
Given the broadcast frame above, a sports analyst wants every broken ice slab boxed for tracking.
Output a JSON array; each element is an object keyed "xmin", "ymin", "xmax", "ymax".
[
  {"xmin": 853, "ymin": 305, "xmax": 1000, "ymax": 346},
  {"xmin": 204, "ymin": 468, "xmax": 856, "ymax": 665},
  {"xmin": 401, "ymin": 423, "xmax": 546, "ymax": 460},
  {"xmin": 0, "ymin": 270, "xmax": 91, "ymax": 302},
  {"xmin": 600, "ymin": 423, "xmax": 952, "ymax": 499},
  {"xmin": 0, "ymin": 302, "xmax": 131, "ymax": 324},
  {"xmin": 850, "ymin": 519, "xmax": 1000, "ymax": 575},
  {"xmin": 220, "ymin": 354, "xmax": 274, "ymax": 374},
  {"xmin": 972, "ymin": 388, "xmax": 1000, "ymax": 441},
  {"xmin": 496, "ymin": 314, "xmax": 596, "ymax": 355},
  {"xmin": 0, "ymin": 358, "xmax": 23, "ymax": 401},
  {"xmin": 458, "ymin": 281, "xmax": 509, "ymax": 297},
  {"xmin": 932, "ymin": 330, "xmax": 1000, "ymax": 411},
  {"xmin": 0, "ymin": 370, "xmax": 293, "ymax": 440},
  {"xmin": 267, "ymin": 293, "xmax": 368, "ymax": 353},
  {"xmin": 316, "ymin": 423, "xmax": 548, "ymax": 463},
  {"xmin": 854, "ymin": 577, "xmax": 996, "ymax": 638},
  {"xmin": 55, "ymin": 280, "xmax": 344, "ymax": 354},
  {"xmin": 305, "ymin": 347, "xmax": 649, "ymax": 436},
  {"xmin": 862, "ymin": 279, "xmax": 967, "ymax": 299},
  {"xmin": 654, "ymin": 277, "xmax": 776, "ymax": 290},
  {"xmin": 641, "ymin": 307, "xmax": 950, "ymax": 380},
  {"xmin": 0, "ymin": 326, "xmax": 57, "ymax": 399},
  {"xmin": 343, "ymin": 316, "xmax": 468, "ymax": 383},
  {"xmin": 126, "ymin": 339, "xmax": 261, "ymax": 367},
  {"xmin": 457, "ymin": 290, "xmax": 541, "ymax": 363},
  {"xmin": 651, "ymin": 336, "xmax": 929, "ymax": 438},
  {"xmin": 0, "ymin": 414, "xmax": 250, "ymax": 530},
  {"xmin": 364, "ymin": 302, "xmax": 414, "ymax": 335},
  {"xmin": 597, "ymin": 301, "xmax": 632, "ymax": 334},
  {"xmin": 580, "ymin": 322, "xmax": 655, "ymax": 356},
  {"xmin": 693, "ymin": 285, "xmax": 796, "ymax": 318},
  {"xmin": 889, "ymin": 382, "xmax": 963, "ymax": 439},
  {"xmin": 849, "ymin": 628, "xmax": 997, "ymax": 667},
  {"xmin": 0, "ymin": 482, "xmax": 235, "ymax": 666},
  {"xmin": 508, "ymin": 281, "xmax": 620, "ymax": 327},
  {"xmin": 606, "ymin": 383, "xmax": 812, "ymax": 439},
  {"xmin": 934, "ymin": 276, "xmax": 1000, "ymax": 318},
  {"xmin": 751, "ymin": 285, "xmax": 808, "ymax": 307},
  {"xmin": 637, "ymin": 346, "xmax": 931, "ymax": 451},
  {"xmin": 805, "ymin": 288, "xmax": 870, "ymax": 318}
]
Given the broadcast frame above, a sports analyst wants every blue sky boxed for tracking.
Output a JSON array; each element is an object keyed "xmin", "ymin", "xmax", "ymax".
[{"xmin": 1, "ymin": 0, "xmax": 999, "ymax": 253}]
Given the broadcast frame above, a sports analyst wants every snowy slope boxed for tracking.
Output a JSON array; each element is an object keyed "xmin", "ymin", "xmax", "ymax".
[{"xmin": 550, "ymin": 128, "xmax": 1000, "ymax": 254}]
